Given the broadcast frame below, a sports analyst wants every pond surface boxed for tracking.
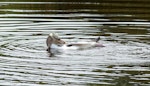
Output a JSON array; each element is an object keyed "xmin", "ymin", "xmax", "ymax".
[{"xmin": 0, "ymin": 0, "xmax": 150, "ymax": 86}]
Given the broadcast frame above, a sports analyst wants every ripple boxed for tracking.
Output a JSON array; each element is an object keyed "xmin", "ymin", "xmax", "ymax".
[{"xmin": 0, "ymin": 1, "xmax": 150, "ymax": 86}]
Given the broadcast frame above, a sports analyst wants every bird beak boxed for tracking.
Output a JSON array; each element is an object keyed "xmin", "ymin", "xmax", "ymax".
[
  {"xmin": 58, "ymin": 39, "xmax": 66, "ymax": 45},
  {"xmin": 62, "ymin": 40, "xmax": 66, "ymax": 44}
]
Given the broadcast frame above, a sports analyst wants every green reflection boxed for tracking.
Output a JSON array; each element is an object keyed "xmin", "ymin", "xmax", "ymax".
[{"xmin": 1, "ymin": 0, "xmax": 150, "ymax": 21}]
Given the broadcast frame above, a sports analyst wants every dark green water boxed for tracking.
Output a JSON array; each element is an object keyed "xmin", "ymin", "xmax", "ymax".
[{"xmin": 0, "ymin": 0, "xmax": 150, "ymax": 86}]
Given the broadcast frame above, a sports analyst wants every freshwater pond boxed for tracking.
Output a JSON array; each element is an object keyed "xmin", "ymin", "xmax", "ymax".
[{"xmin": 0, "ymin": 0, "xmax": 150, "ymax": 86}]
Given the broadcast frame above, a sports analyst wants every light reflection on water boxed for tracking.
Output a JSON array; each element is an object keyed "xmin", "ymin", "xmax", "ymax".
[{"xmin": 0, "ymin": 0, "xmax": 150, "ymax": 86}]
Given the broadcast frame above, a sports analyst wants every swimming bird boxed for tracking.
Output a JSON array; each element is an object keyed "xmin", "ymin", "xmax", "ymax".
[
  {"xmin": 46, "ymin": 33, "xmax": 66, "ymax": 52},
  {"xmin": 46, "ymin": 33, "xmax": 104, "ymax": 52}
]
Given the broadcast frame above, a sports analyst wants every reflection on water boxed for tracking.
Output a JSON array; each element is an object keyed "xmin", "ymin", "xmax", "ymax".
[{"xmin": 0, "ymin": 0, "xmax": 150, "ymax": 86}]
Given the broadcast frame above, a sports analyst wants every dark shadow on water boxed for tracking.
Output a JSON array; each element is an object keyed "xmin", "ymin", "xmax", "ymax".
[{"xmin": 47, "ymin": 48, "xmax": 63, "ymax": 57}]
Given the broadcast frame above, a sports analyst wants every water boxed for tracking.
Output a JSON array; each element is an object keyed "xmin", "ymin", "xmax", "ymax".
[{"xmin": 0, "ymin": 0, "xmax": 150, "ymax": 86}]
